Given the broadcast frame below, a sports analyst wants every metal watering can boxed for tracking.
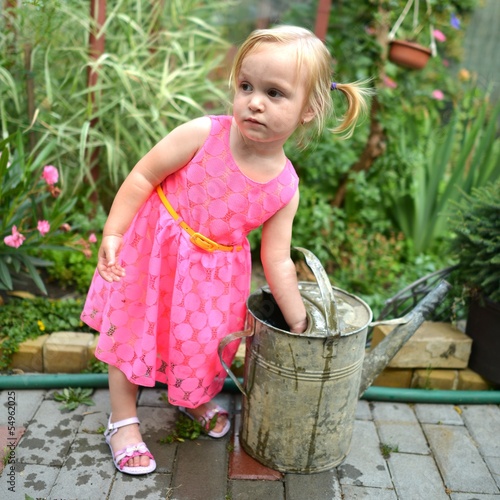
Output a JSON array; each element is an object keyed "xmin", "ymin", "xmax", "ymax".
[{"xmin": 219, "ymin": 248, "xmax": 451, "ymax": 474}]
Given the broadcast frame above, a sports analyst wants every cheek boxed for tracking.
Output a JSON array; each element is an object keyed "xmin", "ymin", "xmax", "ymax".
[{"xmin": 232, "ymin": 94, "xmax": 245, "ymax": 112}]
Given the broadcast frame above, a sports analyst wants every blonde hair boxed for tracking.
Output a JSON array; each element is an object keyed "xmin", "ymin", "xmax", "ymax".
[{"xmin": 229, "ymin": 25, "xmax": 373, "ymax": 144}]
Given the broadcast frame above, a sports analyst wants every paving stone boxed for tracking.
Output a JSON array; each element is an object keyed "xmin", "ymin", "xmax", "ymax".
[
  {"xmin": 337, "ymin": 420, "xmax": 392, "ymax": 489},
  {"xmin": 414, "ymin": 403, "xmax": 464, "ymax": 425},
  {"xmin": 285, "ymin": 469, "xmax": 341, "ymax": 500},
  {"xmin": 0, "ymin": 462, "xmax": 59, "ymax": 500},
  {"xmin": 78, "ymin": 389, "xmax": 111, "ymax": 433},
  {"xmin": 372, "ymin": 368, "xmax": 414, "ymax": 388},
  {"xmin": 109, "ymin": 472, "xmax": 173, "ymax": 500},
  {"xmin": 16, "ymin": 399, "xmax": 84, "ymax": 466},
  {"xmin": 49, "ymin": 434, "xmax": 114, "ymax": 499},
  {"xmin": 451, "ymin": 494, "xmax": 500, "ymax": 500},
  {"xmin": 424, "ymin": 423, "xmax": 499, "ymax": 494},
  {"xmin": 0, "ymin": 389, "xmax": 45, "ymax": 427},
  {"xmin": 229, "ymin": 413, "xmax": 282, "ymax": 481},
  {"xmin": 43, "ymin": 331, "xmax": 95, "ymax": 373},
  {"xmin": 138, "ymin": 387, "xmax": 171, "ymax": 407},
  {"xmin": 10, "ymin": 334, "xmax": 49, "ymax": 372},
  {"xmin": 0, "ymin": 425, "xmax": 25, "ymax": 474},
  {"xmin": 372, "ymin": 402, "xmax": 429, "ymax": 454},
  {"xmin": 171, "ymin": 439, "xmax": 228, "ymax": 500},
  {"xmin": 412, "ymin": 368, "xmax": 458, "ymax": 390},
  {"xmin": 230, "ymin": 479, "xmax": 285, "ymax": 499},
  {"xmin": 137, "ymin": 405, "xmax": 178, "ymax": 474},
  {"xmin": 457, "ymin": 369, "xmax": 492, "ymax": 390},
  {"xmin": 87, "ymin": 334, "xmax": 99, "ymax": 362},
  {"xmin": 461, "ymin": 405, "xmax": 500, "ymax": 457},
  {"xmin": 340, "ymin": 484, "xmax": 397, "ymax": 499},
  {"xmin": 388, "ymin": 452, "xmax": 449, "ymax": 499},
  {"xmin": 484, "ymin": 457, "xmax": 500, "ymax": 490},
  {"xmin": 371, "ymin": 321, "xmax": 472, "ymax": 368},
  {"xmin": 355, "ymin": 400, "xmax": 372, "ymax": 421}
]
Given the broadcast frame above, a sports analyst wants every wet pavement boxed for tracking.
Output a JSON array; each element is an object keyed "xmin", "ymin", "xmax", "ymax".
[{"xmin": 1, "ymin": 385, "xmax": 500, "ymax": 499}]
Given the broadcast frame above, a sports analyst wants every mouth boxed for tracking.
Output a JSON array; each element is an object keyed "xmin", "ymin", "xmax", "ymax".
[{"xmin": 245, "ymin": 117, "xmax": 264, "ymax": 126}]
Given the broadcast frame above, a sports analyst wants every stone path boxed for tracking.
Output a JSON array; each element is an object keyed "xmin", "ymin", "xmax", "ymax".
[{"xmin": 1, "ymin": 387, "xmax": 500, "ymax": 499}]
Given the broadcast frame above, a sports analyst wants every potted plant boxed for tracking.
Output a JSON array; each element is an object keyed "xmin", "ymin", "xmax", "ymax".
[
  {"xmin": 388, "ymin": 0, "xmax": 436, "ymax": 70},
  {"xmin": 448, "ymin": 180, "xmax": 500, "ymax": 384}
]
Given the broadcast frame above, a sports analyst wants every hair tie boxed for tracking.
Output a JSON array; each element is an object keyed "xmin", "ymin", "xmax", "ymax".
[{"xmin": 330, "ymin": 82, "xmax": 338, "ymax": 91}]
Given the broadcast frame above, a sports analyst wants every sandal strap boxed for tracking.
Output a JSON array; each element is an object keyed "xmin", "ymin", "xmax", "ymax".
[
  {"xmin": 205, "ymin": 405, "xmax": 229, "ymax": 420},
  {"xmin": 114, "ymin": 442, "xmax": 153, "ymax": 470},
  {"xmin": 108, "ymin": 416, "xmax": 140, "ymax": 431},
  {"xmin": 105, "ymin": 416, "xmax": 140, "ymax": 439}
]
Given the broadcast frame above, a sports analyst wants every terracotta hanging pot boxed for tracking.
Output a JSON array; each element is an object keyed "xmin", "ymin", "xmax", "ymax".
[{"xmin": 388, "ymin": 39, "xmax": 432, "ymax": 69}]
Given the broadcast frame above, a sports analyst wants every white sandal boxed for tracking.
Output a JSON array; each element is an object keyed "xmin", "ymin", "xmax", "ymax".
[{"xmin": 104, "ymin": 415, "xmax": 156, "ymax": 475}]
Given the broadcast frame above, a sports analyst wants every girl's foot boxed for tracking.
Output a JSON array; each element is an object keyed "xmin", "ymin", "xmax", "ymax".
[
  {"xmin": 104, "ymin": 416, "xmax": 156, "ymax": 474},
  {"xmin": 180, "ymin": 403, "xmax": 231, "ymax": 437},
  {"xmin": 109, "ymin": 422, "xmax": 150, "ymax": 468}
]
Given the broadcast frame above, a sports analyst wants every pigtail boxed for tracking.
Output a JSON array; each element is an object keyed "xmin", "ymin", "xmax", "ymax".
[{"xmin": 331, "ymin": 80, "xmax": 375, "ymax": 139}]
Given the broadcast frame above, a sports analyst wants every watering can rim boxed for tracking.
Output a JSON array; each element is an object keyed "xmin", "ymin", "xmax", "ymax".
[{"xmin": 247, "ymin": 281, "xmax": 374, "ymax": 339}]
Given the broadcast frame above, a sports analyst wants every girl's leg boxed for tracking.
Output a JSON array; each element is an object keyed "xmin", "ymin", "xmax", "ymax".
[{"xmin": 108, "ymin": 365, "xmax": 151, "ymax": 468}]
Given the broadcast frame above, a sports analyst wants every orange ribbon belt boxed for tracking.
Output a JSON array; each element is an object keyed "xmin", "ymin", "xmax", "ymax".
[{"xmin": 156, "ymin": 186, "xmax": 242, "ymax": 253}]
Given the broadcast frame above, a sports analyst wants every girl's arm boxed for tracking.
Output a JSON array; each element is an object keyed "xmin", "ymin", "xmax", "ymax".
[
  {"xmin": 97, "ymin": 116, "xmax": 211, "ymax": 282},
  {"xmin": 260, "ymin": 190, "xmax": 307, "ymax": 333}
]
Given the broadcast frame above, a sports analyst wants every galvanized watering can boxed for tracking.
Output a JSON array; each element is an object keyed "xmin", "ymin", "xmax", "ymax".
[{"xmin": 219, "ymin": 248, "xmax": 450, "ymax": 473}]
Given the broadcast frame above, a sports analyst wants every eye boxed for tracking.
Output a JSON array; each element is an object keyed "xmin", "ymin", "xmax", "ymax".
[
  {"xmin": 240, "ymin": 82, "xmax": 253, "ymax": 92},
  {"xmin": 268, "ymin": 88, "xmax": 284, "ymax": 98}
]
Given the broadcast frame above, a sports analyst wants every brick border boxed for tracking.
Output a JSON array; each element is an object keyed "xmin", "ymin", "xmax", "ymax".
[
  {"xmin": 4, "ymin": 329, "xmax": 492, "ymax": 391},
  {"xmin": 8, "ymin": 332, "xmax": 98, "ymax": 374}
]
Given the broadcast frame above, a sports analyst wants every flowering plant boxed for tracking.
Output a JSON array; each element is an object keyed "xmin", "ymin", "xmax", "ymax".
[{"xmin": 0, "ymin": 131, "xmax": 80, "ymax": 293}]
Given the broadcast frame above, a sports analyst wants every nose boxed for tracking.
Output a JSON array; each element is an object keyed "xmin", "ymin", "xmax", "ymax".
[{"xmin": 249, "ymin": 93, "xmax": 264, "ymax": 112}]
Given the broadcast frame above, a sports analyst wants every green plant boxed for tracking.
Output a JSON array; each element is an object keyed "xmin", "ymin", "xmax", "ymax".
[
  {"xmin": 448, "ymin": 180, "xmax": 500, "ymax": 303},
  {"xmin": 159, "ymin": 413, "xmax": 217, "ymax": 443},
  {"xmin": 380, "ymin": 442, "xmax": 399, "ymax": 459},
  {"xmin": 1, "ymin": 0, "xmax": 232, "ymax": 207},
  {"xmin": 0, "ymin": 131, "xmax": 81, "ymax": 293},
  {"xmin": 82, "ymin": 358, "xmax": 108, "ymax": 374},
  {"xmin": 53, "ymin": 387, "xmax": 95, "ymax": 411},
  {"xmin": 42, "ymin": 245, "xmax": 98, "ymax": 294},
  {"xmin": 0, "ymin": 296, "xmax": 93, "ymax": 370},
  {"xmin": 378, "ymin": 91, "xmax": 500, "ymax": 255}
]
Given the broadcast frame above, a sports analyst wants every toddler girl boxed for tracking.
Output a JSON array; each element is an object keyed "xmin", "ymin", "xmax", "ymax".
[{"xmin": 81, "ymin": 24, "xmax": 371, "ymax": 474}]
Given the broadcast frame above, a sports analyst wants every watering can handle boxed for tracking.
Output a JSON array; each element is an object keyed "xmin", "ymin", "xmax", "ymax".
[{"xmin": 218, "ymin": 328, "xmax": 253, "ymax": 397}]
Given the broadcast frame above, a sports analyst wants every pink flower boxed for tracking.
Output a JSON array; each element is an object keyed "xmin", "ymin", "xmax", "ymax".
[
  {"xmin": 37, "ymin": 220, "xmax": 50, "ymax": 236},
  {"xmin": 4, "ymin": 226, "xmax": 26, "ymax": 248},
  {"xmin": 88, "ymin": 233, "xmax": 97, "ymax": 244},
  {"xmin": 433, "ymin": 29, "xmax": 446, "ymax": 42},
  {"xmin": 382, "ymin": 75, "xmax": 397, "ymax": 89},
  {"xmin": 432, "ymin": 90, "xmax": 445, "ymax": 100},
  {"xmin": 42, "ymin": 165, "xmax": 59, "ymax": 185}
]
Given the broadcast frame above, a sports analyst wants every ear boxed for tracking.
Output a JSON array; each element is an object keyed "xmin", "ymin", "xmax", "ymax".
[{"xmin": 301, "ymin": 106, "xmax": 315, "ymax": 124}]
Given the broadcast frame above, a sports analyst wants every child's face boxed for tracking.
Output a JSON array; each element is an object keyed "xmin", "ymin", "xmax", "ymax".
[{"xmin": 233, "ymin": 43, "xmax": 313, "ymax": 148}]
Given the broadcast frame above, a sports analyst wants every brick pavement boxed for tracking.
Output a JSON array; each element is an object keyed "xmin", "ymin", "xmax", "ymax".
[{"xmin": 1, "ymin": 386, "xmax": 500, "ymax": 500}]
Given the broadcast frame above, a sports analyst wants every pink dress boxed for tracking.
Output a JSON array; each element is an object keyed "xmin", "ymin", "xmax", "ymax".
[{"xmin": 81, "ymin": 115, "xmax": 299, "ymax": 408}]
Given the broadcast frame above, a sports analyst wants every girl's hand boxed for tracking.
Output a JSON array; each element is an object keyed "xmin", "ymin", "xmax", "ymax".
[
  {"xmin": 289, "ymin": 317, "xmax": 308, "ymax": 334},
  {"xmin": 97, "ymin": 235, "xmax": 126, "ymax": 282}
]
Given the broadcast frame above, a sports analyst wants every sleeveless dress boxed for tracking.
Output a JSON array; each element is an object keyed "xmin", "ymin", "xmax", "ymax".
[{"xmin": 81, "ymin": 115, "xmax": 299, "ymax": 408}]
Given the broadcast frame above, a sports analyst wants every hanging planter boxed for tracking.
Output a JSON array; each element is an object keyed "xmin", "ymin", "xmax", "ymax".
[
  {"xmin": 388, "ymin": 39, "xmax": 432, "ymax": 69},
  {"xmin": 388, "ymin": 0, "xmax": 436, "ymax": 70}
]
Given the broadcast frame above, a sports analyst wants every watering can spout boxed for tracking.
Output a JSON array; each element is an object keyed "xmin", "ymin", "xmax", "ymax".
[{"xmin": 359, "ymin": 280, "xmax": 452, "ymax": 397}]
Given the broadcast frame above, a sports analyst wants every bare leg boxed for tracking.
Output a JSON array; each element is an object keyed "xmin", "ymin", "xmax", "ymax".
[{"xmin": 108, "ymin": 365, "xmax": 150, "ymax": 468}]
